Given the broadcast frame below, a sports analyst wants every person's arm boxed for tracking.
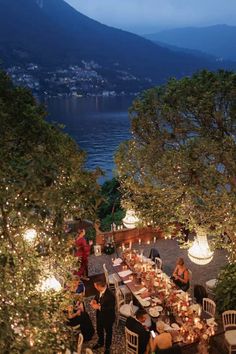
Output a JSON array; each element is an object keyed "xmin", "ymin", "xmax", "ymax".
[
  {"xmin": 176, "ymin": 269, "xmax": 189, "ymax": 284},
  {"xmin": 172, "ymin": 265, "xmax": 178, "ymax": 277}
]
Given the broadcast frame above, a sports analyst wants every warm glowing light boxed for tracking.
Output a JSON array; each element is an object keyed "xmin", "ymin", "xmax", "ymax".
[
  {"xmin": 39, "ymin": 276, "xmax": 62, "ymax": 292},
  {"xmin": 23, "ymin": 228, "xmax": 37, "ymax": 243},
  {"xmin": 188, "ymin": 234, "xmax": 213, "ymax": 265},
  {"xmin": 122, "ymin": 210, "xmax": 139, "ymax": 229}
]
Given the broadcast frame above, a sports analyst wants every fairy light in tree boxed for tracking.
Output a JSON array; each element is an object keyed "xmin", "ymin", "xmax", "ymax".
[{"xmin": 23, "ymin": 228, "xmax": 37, "ymax": 243}]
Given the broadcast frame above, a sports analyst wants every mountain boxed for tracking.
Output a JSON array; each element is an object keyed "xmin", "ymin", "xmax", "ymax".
[
  {"xmin": 0, "ymin": 0, "xmax": 235, "ymax": 95},
  {"xmin": 145, "ymin": 25, "xmax": 236, "ymax": 62}
]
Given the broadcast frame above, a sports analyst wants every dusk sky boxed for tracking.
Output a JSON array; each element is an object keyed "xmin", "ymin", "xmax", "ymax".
[{"xmin": 66, "ymin": 0, "xmax": 236, "ymax": 34}]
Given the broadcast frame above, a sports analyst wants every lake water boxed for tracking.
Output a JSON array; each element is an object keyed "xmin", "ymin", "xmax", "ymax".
[{"xmin": 45, "ymin": 96, "xmax": 134, "ymax": 180}]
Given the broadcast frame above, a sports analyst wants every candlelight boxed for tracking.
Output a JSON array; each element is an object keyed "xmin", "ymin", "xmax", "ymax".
[{"xmin": 138, "ymin": 238, "xmax": 141, "ymax": 245}]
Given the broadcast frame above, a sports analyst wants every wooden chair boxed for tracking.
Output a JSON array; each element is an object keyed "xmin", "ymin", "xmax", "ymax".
[
  {"xmin": 155, "ymin": 257, "xmax": 162, "ymax": 269},
  {"xmin": 202, "ymin": 297, "xmax": 216, "ymax": 318},
  {"xmin": 115, "ymin": 289, "xmax": 138, "ymax": 326},
  {"xmin": 103, "ymin": 263, "xmax": 120, "ymax": 290},
  {"xmin": 77, "ymin": 333, "xmax": 83, "ymax": 354},
  {"xmin": 125, "ymin": 327, "xmax": 139, "ymax": 354},
  {"xmin": 114, "ymin": 276, "xmax": 131, "ymax": 301},
  {"xmin": 222, "ymin": 310, "xmax": 236, "ymax": 354}
]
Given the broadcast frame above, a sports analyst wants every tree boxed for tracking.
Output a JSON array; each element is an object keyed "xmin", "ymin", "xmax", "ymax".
[
  {"xmin": 0, "ymin": 71, "xmax": 100, "ymax": 353},
  {"xmin": 115, "ymin": 70, "xmax": 236, "ymax": 262}
]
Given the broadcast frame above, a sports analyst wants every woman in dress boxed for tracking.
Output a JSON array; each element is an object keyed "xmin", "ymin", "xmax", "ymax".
[
  {"xmin": 172, "ymin": 257, "xmax": 190, "ymax": 292},
  {"xmin": 74, "ymin": 229, "xmax": 91, "ymax": 281}
]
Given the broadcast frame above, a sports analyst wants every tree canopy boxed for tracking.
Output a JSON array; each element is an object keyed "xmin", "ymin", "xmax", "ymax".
[
  {"xmin": 115, "ymin": 70, "xmax": 236, "ymax": 260},
  {"xmin": 0, "ymin": 71, "xmax": 100, "ymax": 352}
]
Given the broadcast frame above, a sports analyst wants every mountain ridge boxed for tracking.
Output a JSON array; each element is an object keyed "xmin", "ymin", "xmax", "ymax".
[
  {"xmin": 145, "ymin": 24, "xmax": 236, "ymax": 62},
  {"xmin": 0, "ymin": 0, "xmax": 235, "ymax": 94}
]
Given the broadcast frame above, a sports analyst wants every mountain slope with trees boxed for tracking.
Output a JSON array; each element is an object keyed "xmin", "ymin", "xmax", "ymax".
[{"xmin": 0, "ymin": 0, "xmax": 235, "ymax": 91}]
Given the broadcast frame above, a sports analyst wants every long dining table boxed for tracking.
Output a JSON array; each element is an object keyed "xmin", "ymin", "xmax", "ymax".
[{"xmin": 111, "ymin": 249, "xmax": 221, "ymax": 349}]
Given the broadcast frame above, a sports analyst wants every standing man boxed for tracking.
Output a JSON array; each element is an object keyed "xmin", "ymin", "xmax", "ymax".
[{"xmin": 90, "ymin": 279, "xmax": 116, "ymax": 354}]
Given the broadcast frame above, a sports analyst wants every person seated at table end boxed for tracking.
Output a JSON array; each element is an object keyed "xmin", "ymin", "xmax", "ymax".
[
  {"xmin": 150, "ymin": 321, "xmax": 172, "ymax": 353},
  {"xmin": 171, "ymin": 257, "xmax": 190, "ymax": 292},
  {"xmin": 125, "ymin": 308, "xmax": 151, "ymax": 354}
]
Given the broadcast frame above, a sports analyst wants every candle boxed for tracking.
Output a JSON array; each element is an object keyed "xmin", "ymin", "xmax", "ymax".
[
  {"xmin": 153, "ymin": 236, "xmax": 156, "ymax": 243},
  {"xmin": 177, "ymin": 303, "xmax": 180, "ymax": 312},
  {"xmin": 122, "ymin": 243, "xmax": 125, "ymax": 251},
  {"xmin": 138, "ymin": 238, "xmax": 141, "ymax": 245},
  {"xmin": 185, "ymin": 293, "xmax": 189, "ymax": 302},
  {"xmin": 198, "ymin": 306, "xmax": 202, "ymax": 317},
  {"xmin": 129, "ymin": 241, "xmax": 132, "ymax": 249},
  {"xmin": 147, "ymin": 240, "xmax": 150, "ymax": 245}
]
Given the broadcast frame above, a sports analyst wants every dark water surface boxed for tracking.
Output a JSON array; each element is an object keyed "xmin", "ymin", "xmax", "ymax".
[{"xmin": 45, "ymin": 96, "xmax": 134, "ymax": 179}]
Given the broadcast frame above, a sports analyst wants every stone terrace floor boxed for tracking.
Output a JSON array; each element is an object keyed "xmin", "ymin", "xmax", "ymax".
[{"xmin": 81, "ymin": 239, "xmax": 228, "ymax": 354}]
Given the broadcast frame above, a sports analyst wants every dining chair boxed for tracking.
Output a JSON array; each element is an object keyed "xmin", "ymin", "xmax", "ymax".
[
  {"xmin": 115, "ymin": 288, "xmax": 138, "ymax": 326},
  {"xmin": 103, "ymin": 263, "xmax": 120, "ymax": 290},
  {"xmin": 155, "ymin": 257, "xmax": 162, "ymax": 269},
  {"xmin": 222, "ymin": 310, "xmax": 236, "ymax": 354},
  {"xmin": 125, "ymin": 327, "xmax": 139, "ymax": 354},
  {"xmin": 114, "ymin": 276, "xmax": 131, "ymax": 301},
  {"xmin": 77, "ymin": 333, "xmax": 83, "ymax": 354},
  {"xmin": 202, "ymin": 297, "xmax": 216, "ymax": 318}
]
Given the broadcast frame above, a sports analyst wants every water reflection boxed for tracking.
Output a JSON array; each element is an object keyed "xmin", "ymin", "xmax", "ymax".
[{"xmin": 45, "ymin": 96, "xmax": 134, "ymax": 180}]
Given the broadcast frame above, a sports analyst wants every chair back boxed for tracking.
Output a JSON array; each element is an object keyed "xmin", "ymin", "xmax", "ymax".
[
  {"xmin": 77, "ymin": 333, "xmax": 83, "ymax": 354},
  {"xmin": 155, "ymin": 257, "xmax": 162, "ymax": 269},
  {"xmin": 222, "ymin": 310, "xmax": 236, "ymax": 331},
  {"xmin": 129, "ymin": 300, "xmax": 136, "ymax": 317},
  {"xmin": 115, "ymin": 288, "xmax": 125, "ymax": 311},
  {"xmin": 149, "ymin": 248, "xmax": 161, "ymax": 261},
  {"xmin": 114, "ymin": 276, "xmax": 119, "ymax": 292},
  {"xmin": 125, "ymin": 327, "xmax": 139, "ymax": 354},
  {"xmin": 103, "ymin": 263, "xmax": 109, "ymax": 286},
  {"xmin": 203, "ymin": 298, "xmax": 216, "ymax": 318}
]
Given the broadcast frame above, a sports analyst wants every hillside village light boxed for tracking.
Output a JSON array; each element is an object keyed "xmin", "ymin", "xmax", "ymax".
[
  {"xmin": 188, "ymin": 229, "xmax": 214, "ymax": 265},
  {"xmin": 122, "ymin": 209, "xmax": 139, "ymax": 229},
  {"xmin": 23, "ymin": 228, "xmax": 37, "ymax": 243}
]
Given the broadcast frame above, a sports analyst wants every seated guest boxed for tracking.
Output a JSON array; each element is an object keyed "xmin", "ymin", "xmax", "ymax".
[
  {"xmin": 150, "ymin": 321, "xmax": 172, "ymax": 352},
  {"xmin": 66, "ymin": 299, "xmax": 94, "ymax": 341},
  {"xmin": 125, "ymin": 308, "xmax": 151, "ymax": 354},
  {"xmin": 171, "ymin": 257, "xmax": 190, "ymax": 292},
  {"xmin": 66, "ymin": 276, "xmax": 85, "ymax": 296},
  {"xmin": 194, "ymin": 284, "xmax": 208, "ymax": 305}
]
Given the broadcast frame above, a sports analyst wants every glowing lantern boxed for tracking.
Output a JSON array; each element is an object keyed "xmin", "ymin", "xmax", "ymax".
[
  {"xmin": 122, "ymin": 209, "xmax": 139, "ymax": 229},
  {"xmin": 188, "ymin": 230, "xmax": 213, "ymax": 265}
]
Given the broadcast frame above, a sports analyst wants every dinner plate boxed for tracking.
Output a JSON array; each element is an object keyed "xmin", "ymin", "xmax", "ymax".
[
  {"xmin": 149, "ymin": 308, "xmax": 160, "ymax": 317},
  {"xmin": 171, "ymin": 323, "xmax": 180, "ymax": 330},
  {"xmin": 156, "ymin": 305, "xmax": 163, "ymax": 312},
  {"xmin": 141, "ymin": 300, "xmax": 151, "ymax": 307}
]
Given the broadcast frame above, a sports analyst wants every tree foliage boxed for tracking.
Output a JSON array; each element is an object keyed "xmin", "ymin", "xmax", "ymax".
[
  {"xmin": 115, "ymin": 70, "xmax": 236, "ymax": 256},
  {"xmin": 214, "ymin": 263, "xmax": 236, "ymax": 313},
  {"xmin": 0, "ymin": 71, "xmax": 100, "ymax": 353}
]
